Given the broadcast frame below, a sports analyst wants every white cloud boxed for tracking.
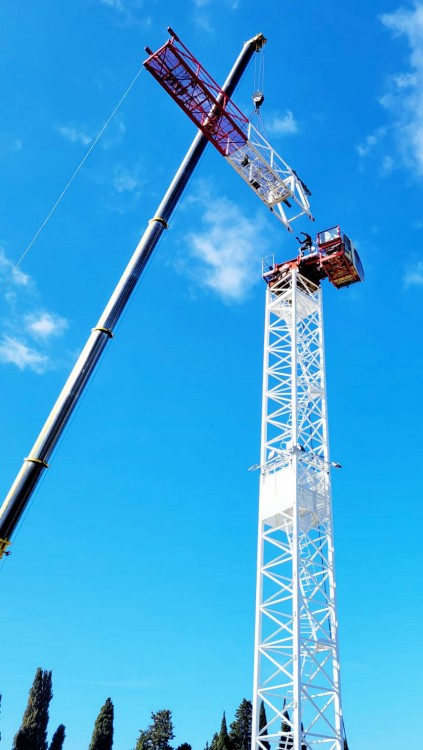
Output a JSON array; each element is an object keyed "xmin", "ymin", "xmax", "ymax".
[
  {"xmin": 25, "ymin": 312, "xmax": 69, "ymax": 340},
  {"xmin": 182, "ymin": 194, "xmax": 269, "ymax": 302},
  {"xmin": 0, "ymin": 246, "xmax": 31, "ymax": 286},
  {"xmin": 58, "ymin": 125, "xmax": 93, "ymax": 146},
  {"xmin": 192, "ymin": 0, "xmax": 240, "ymax": 31},
  {"xmin": 112, "ymin": 165, "xmax": 139, "ymax": 193},
  {"xmin": 98, "ymin": 0, "xmax": 150, "ymax": 27},
  {"xmin": 100, "ymin": 0, "xmax": 126, "ymax": 11},
  {"xmin": 0, "ymin": 246, "xmax": 69, "ymax": 373},
  {"xmin": 356, "ymin": 127, "xmax": 387, "ymax": 157},
  {"xmin": 380, "ymin": 4, "xmax": 423, "ymax": 175},
  {"xmin": 403, "ymin": 260, "xmax": 423, "ymax": 288},
  {"xmin": 13, "ymin": 139, "xmax": 23, "ymax": 151},
  {"xmin": 379, "ymin": 154, "xmax": 395, "ymax": 176},
  {"xmin": 102, "ymin": 117, "xmax": 126, "ymax": 150},
  {"xmin": 0, "ymin": 336, "xmax": 49, "ymax": 374},
  {"xmin": 266, "ymin": 110, "xmax": 299, "ymax": 137}
]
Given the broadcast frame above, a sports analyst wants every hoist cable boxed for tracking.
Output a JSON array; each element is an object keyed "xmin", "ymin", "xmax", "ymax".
[{"xmin": 0, "ymin": 64, "xmax": 145, "ymax": 295}]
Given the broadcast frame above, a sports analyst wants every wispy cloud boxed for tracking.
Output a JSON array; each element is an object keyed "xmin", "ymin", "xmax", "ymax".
[
  {"xmin": 0, "ymin": 247, "xmax": 31, "ymax": 287},
  {"xmin": 24, "ymin": 312, "xmax": 69, "ymax": 340},
  {"xmin": 266, "ymin": 110, "xmax": 298, "ymax": 137},
  {"xmin": 0, "ymin": 244, "xmax": 69, "ymax": 373},
  {"xmin": 0, "ymin": 134, "xmax": 24, "ymax": 155},
  {"xmin": 58, "ymin": 125, "xmax": 93, "ymax": 147},
  {"xmin": 98, "ymin": 0, "xmax": 151, "ymax": 28},
  {"xmin": 356, "ymin": 127, "xmax": 387, "ymax": 157},
  {"xmin": 178, "ymin": 192, "xmax": 270, "ymax": 302},
  {"xmin": 58, "ymin": 115, "xmax": 125, "ymax": 152},
  {"xmin": 403, "ymin": 260, "xmax": 423, "ymax": 288},
  {"xmin": 102, "ymin": 116, "xmax": 126, "ymax": 150},
  {"xmin": 380, "ymin": 3, "xmax": 423, "ymax": 175},
  {"xmin": 192, "ymin": 0, "xmax": 240, "ymax": 32},
  {"xmin": 112, "ymin": 164, "xmax": 141, "ymax": 194},
  {"xmin": 0, "ymin": 336, "xmax": 49, "ymax": 374}
]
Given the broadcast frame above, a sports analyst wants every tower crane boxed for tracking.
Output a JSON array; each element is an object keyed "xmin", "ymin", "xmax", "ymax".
[
  {"xmin": 142, "ymin": 31, "xmax": 364, "ymax": 750},
  {"xmin": 0, "ymin": 29, "xmax": 265, "ymax": 559}
]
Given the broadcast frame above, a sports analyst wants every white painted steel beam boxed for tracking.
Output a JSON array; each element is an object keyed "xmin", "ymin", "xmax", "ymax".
[{"xmin": 252, "ymin": 268, "xmax": 343, "ymax": 750}]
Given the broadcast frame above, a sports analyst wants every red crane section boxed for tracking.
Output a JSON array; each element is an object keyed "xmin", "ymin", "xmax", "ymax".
[
  {"xmin": 144, "ymin": 29, "xmax": 249, "ymax": 156},
  {"xmin": 262, "ymin": 226, "xmax": 365, "ymax": 290}
]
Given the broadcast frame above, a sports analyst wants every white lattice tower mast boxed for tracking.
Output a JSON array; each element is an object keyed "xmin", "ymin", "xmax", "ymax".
[{"xmin": 252, "ymin": 264, "xmax": 344, "ymax": 750}]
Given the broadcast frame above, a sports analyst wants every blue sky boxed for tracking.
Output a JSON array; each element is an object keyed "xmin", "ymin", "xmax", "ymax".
[{"xmin": 0, "ymin": 1, "xmax": 422, "ymax": 749}]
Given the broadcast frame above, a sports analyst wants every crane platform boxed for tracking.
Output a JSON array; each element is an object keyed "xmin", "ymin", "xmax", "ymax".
[{"xmin": 262, "ymin": 225, "xmax": 365, "ymax": 290}]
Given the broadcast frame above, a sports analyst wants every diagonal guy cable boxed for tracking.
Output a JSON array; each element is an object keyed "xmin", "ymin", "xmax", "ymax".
[{"xmin": 0, "ymin": 65, "xmax": 144, "ymax": 294}]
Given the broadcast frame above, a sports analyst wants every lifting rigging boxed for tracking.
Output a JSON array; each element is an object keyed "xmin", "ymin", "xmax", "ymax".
[{"xmin": 144, "ymin": 30, "xmax": 313, "ymax": 232}]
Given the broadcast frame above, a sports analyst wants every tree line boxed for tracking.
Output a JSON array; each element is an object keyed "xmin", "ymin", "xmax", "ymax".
[{"xmin": 0, "ymin": 668, "xmax": 348, "ymax": 750}]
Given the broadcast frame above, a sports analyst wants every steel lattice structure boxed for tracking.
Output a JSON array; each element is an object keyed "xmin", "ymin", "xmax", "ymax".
[
  {"xmin": 252, "ymin": 262, "xmax": 344, "ymax": 750},
  {"xmin": 144, "ymin": 31, "xmax": 312, "ymax": 232}
]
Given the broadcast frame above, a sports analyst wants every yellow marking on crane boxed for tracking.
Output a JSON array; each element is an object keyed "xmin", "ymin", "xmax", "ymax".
[
  {"xmin": 92, "ymin": 327, "xmax": 114, "ymax": 338},
  {"xmin": 0, "ymin": 538, "xmax": 11, "ymax": 558},
  {"xmin": 149, "ymin": 216, "xmax": 168, "ymax": 229},
  {"xmin": 24, "ymin": 457, "xmax": 49, "ymax": 468}
]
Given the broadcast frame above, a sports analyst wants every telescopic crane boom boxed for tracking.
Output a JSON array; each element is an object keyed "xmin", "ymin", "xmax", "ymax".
[{"xmin": 0, "ymin": 29, "xmax": 265, "ymax": 560}]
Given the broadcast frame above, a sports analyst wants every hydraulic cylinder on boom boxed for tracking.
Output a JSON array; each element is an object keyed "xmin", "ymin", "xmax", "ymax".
[{"xmin": 0, "ymin": 29, "xmax": 266, "ymax": 560}]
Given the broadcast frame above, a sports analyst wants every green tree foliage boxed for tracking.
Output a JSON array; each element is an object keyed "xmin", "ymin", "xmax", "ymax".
[
  {"xmin": 258, "ymin": 702, "xmax": 270, "ymax": 750},
  {"xmin": 49, "ymin": 725, "xmax": 66, "ymax": 750},
  {"xmin": 149, "ymin": 710, "xmax": 174, "ymax": 750},
  {"xmin": 208, "ymin": 732, "xmax": 219, "ymax": 750},
  {"xmin": 216, "ymin": 712, "xmax": 231, "ymax": 750},
  {"xmin": 175, "ymin": 744, "xmax": 191, "ymax": 750},
  {"xmin": 229, "ymin": 699, "xmax": 252, "ymax": 750},
  {"xmin": 134, "ymin": 729, "xmax": 151, "ymax": 750},
  {"xmin": 278, "ymin": 710, "xmax": 293, "ymax": 750},
  {"xmin": 88, "ymin": 698, "xmax": 114, "ymax": 750},
  {"xmin": 134, "ymin": 709, "xmax": 174, "ymax": 750},
  {"xmin": 12, "ymin": 668, "xmax": 53, "ymax": 750}
]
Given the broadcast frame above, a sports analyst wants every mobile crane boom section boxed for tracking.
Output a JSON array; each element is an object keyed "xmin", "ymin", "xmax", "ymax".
[
  {"xmin": 144, "ymin": 31, "xmax": 312, "ymax": 232},
  {"xmin": 0, "ymin": 30, "xmax": 265, "ymax": 560}
]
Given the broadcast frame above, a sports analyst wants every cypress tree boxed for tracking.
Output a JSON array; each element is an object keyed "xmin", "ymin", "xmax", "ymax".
[
  {"xmin": 12, "ymin": 668, "xmax": 53, "ymax": 750},
  {"xmin": 258, "ymin": 702, "xmax": 270, "ymax": 750},
  {"xmin": 49, "ymin": 725, "xmax": 66, "ymax": 750},
  {"xmin": 229, "ymin": 699, "xmax": 252, "ymax": 750},
  {"xmin": 216, "ymin": 713, "xmax": 231, "ymax": 750},
  {"xmin": 209, "ymin": 732, "xmax": 219, "ymax": 750},
  {"xmin": 88, "ymin": 698, "xmax": 114, "ymax": 750},
  {"xmin": 278, "ymin": 710, "xmax": 293, "ymax": 750}
]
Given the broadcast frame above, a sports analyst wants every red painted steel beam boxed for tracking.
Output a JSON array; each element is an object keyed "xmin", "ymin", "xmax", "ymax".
[{"xmin": 144, "ymin": 32, "xmax": 249, "ymax": 156}]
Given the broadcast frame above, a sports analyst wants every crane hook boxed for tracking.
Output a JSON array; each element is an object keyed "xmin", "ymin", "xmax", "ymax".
[{"xmin": 252, "ymin": 90, "xmax": 265, "ymax": 110}]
